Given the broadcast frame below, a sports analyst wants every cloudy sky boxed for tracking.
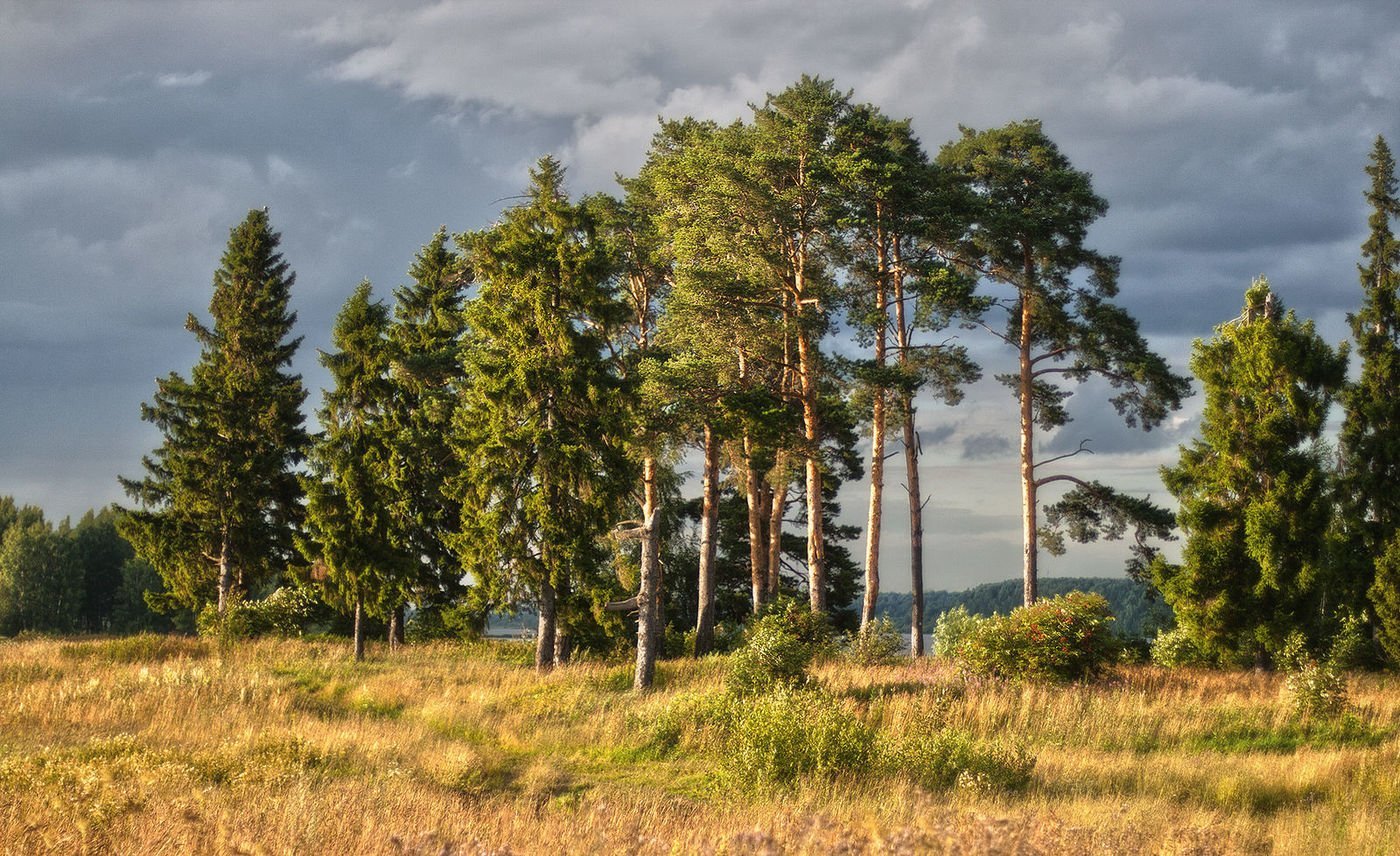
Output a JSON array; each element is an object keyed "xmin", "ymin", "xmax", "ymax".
[{"xmin": 3, "ymin": 0, "xmax": 1397, "ymax": 591}]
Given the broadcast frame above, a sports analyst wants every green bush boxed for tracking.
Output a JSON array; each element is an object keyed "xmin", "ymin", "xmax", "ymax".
[
  {"xmin": 844, "ymin": 616, "xmax": 905, "ymax": 666},
  {"xmin": 881, "ymin": 709, "xmax": 1034, "ymax": 794},
  {"xmin": 1150, "ymin": 626, "xmax": 1211, "ymax": 667},
  {"xmin": 932, "ymin": 605, "xmax": 984, "ymax": 658},
  {"xmin": 727, "ymin": 600, "xmax": 835, "ymax": 695},
  {"xmin": 728, "ymin": 617, "xmax": 816, "ymax": 696},
  {"xmin": 723, "ymin": 688, "xmax": 877, "ymax": 790},
  {"xmin": 953, "ymin": 592, "xmax": 1118, "ymax": 682}
]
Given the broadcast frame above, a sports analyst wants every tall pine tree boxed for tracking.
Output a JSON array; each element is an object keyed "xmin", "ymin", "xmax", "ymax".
[
  {"xmin": 121, "ymin": 209, "xmax": 309, "ymax": 614},
  {"xmin": 1337, "ymin": 137, "xmax": 1400, "ymax": 660},
  {"xmin": 938, "ymin": 121, "xmax": 1189, "ymax": 605},
  {"xmin": 450, "ymin": 158, "xmax": 633, "ymax": 672},
  {"xmin": 300, "ymin": 282, "xmax": 415, "ymax": 661}
]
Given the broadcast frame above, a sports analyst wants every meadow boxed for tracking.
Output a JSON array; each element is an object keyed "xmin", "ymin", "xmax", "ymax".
[{"xmin": 1, "ymin": 635, "xmax": 1397, "ymax": 855}]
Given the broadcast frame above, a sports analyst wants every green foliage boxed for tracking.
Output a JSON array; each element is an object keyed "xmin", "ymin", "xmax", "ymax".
[
  {"xmin": 1372, "ymin": 535, "xmax": 1400, "ymax": 664},
  {"xmin": 1156, "ymin": 278, "xmax": 1347, "ymax": 666},
  {"xmin": 405, "ymin": 601, "xmax": 486, "ymax": 643},
  {"xmin": 300, "ymin": 281, "xmax": 417, "ymax": 631},
  {"xmin": 883, "ymin": 714, "xmax": 1034, "ymax": 794},
  {"xmin": 931, "ymin": 605, "xmax": 984, "ymax": 658},
  {"xmin": 1337, "ymin": 137, "xmax": 1400, "ymax": 637},
  {"xmin": 383, "ymin": 228, "xmax": 468, "ymax": 605},
  {"xmin": 881, "ymin": 576, "xmax": 1173, "ymax": 640},
  {"xmin": 1150, "ymin": 627, "xmax": 1212, "ymax": 668},
  {"xmin": 723, "ymin": 688, "xmax": 877, "ymax": 791},
  {"xmin": 120, "ymin": 209, "xmax": 309, "ymax": 613},
  {"xmin": 451, "ymin": 157, "xmax": 634, "ymax": 666},
  {"xmin": 843, "ymin": 616, "xmax": 904, "ymax": 666},
  {"xmin": 937, "ymin": 120, "xmax": 1190, "ymax": 596},
  {"xmin": 0, "ymin": 516, "xmax": 82, "ymax": 636},
  {"xmin": 728, "ymin": 611, "xmax": 824, "ymax": 696},
  {"xmin": 952, "ymin": 592, "xmax": 1119, "ymax": 682}
]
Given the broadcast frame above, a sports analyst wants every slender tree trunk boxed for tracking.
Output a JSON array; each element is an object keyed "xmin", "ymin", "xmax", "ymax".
[
  {"xmin": 535, "ymin": 575, "xmax": 556, "ymax": 673},
  {"xmin": 216, "ymin": 530, "xmax": 232, "ymax": 615},
  {"xmin": 553, "ymin": 572, "xmax": 573, "ymax": 666},
  {"xmin": 353, "ymin": 599, "xmax": 365, "ymax": 662},
  {"xmin": 1019, "ymin": 260, "xmax": 1038, "ymax": 606},
  {"xmin": 767, "ymin": 464, "xmax": 787, "ymax": 600},
  {"xmin": 904, "ymin": 400, "xmax": 925, "ymax": 656},
  {"xmin": 634, "ymin": 456, "xmax": 662, "ymax": 689},
  {"xmin": 862, "ymin": 309, "xmax": 889, "ymax": 630},
  {"xmin": 795, "ymin": 327, "xmax": 826, "ymax": 612},
  {"xmin": 893, "ymin": 256, "xmax": 925, "ymax": 656},
  {"xmin": 695, "ymin": 426, "xmax": 719, "ymax": 656},
  {"xmin": 388, "ymin": 603, "xmax": 405, "ymax": 652},
  {"xmin": 743, "ymin": 432, "xmax": 767, "ymax": 612}
]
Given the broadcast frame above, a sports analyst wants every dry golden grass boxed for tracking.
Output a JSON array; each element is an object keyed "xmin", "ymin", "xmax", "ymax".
[{"xmin": 0, "ymin": 635, "xmax": 1396, "ymax": 855}]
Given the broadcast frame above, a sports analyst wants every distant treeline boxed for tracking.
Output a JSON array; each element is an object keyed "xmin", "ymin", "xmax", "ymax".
[{"xmin": 877, "ymin": 577, "xmax": 1173, "ymax": 640}]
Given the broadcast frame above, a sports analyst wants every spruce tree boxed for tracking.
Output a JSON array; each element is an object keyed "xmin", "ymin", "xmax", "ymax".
[
  {"xmin": 383, "ymin": 229, "xmax": 468, "ymax": 640},
  {"xmin": 450, "ymin": 158, "xmax": 633, "ymax": 672},
  {"xmin": 1336, "ymin": 137, "xmax": 1400, "ymax": 659},
  {"xmin": 1157, "ymin": 279, "xmax": 1346, "ymax": 665},
  {"xmin": 120, "ymin": 209, "xmax": 309, "ymax": 614},
  {"xmin": 301, "ymin": 282, "xmax": 415, "ymax": 661}
]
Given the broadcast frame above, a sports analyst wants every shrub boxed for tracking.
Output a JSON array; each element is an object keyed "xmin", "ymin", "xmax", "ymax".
[
  {"xmin": 1281, "ymin": 626, "xmax": 1356, "ymax": 719},
  {"xmin": 1150, "ymin": 626, "xmax": 1211, "ymax": 667},
  {"xmin": 728, "ymin": 617, "xmax": 816, "ymax": 696},
  {"xmin": 932, "ymin": 605, "xmax": 984, "ymax": 658},
  {"xmin": 844, "ymin": 617, "xmax": 904, "ymax": 666},
  {"xmin": 882, "ymin": 710, "xmax": 1034, "ymax": 794},
  {"xmin": 723, "ymin": 688, "xmax": 876, "ymax": 790},
  {"xmin": 954, "ymin": 592, "xmax": 1118, "ymax": 682}
]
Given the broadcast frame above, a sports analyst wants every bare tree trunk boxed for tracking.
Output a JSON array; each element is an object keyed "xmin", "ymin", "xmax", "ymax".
[
  {"xmin": 553, "ymin": 571, "xmax": 573, "ymax": 666},
  {"xmin": 862, "ymin": 234, "xmax": 891, "ymax": 631},
  {"xmin": 535, "ymin": 576, "xmax": 556, "ymax": 673},
  {"xmin": 767, "ymin": 463, "xmax": 787, "ymax": 601},
  {"xmin": 388, "ymin": 603, "xmax": 405, "ymax": 652},
  {"xmin": 796, "ymin": 328, "xmax": 826, "ymax": 613},
  {"xmin": 695, "ymin": 426, "xmax": 719, "ymax": 656},
  {"xmin": 744, "ymin": 433, "xmax": 768, "ymax": 613},
  {"xmin": 353, "ymin": 599, "xmax": 365, "ymax": 662},
  {"xmin": 634, "ymin": 456, "xmax": 662, "ymax": 689},
  {"xmin": 216, "ymin": 530, "xmax": 232, "ymax": 615},
  {"xmin": 1019, "ymin": 263, "xmax": 1038, "ymax": 607},
  {"xmin": 904, "ymin": 401, "xmax": 925, "ymax": 657},
  {"xmin": 893, "ymin": 255, "xmax": 925, "ymax": 656}
]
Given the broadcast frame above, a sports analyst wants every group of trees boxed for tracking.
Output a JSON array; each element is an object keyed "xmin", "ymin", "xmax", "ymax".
[
  {"xmin": 111, "ymin": 75, "xmax": 1400, "ymax": 679},
  {"xmin": 0, "ymin": 498, "xmax": 169, "ymax": 635},
  {"xmin": 1151, "ymin": 137, "xmax": 1400, "ymax": 668}
]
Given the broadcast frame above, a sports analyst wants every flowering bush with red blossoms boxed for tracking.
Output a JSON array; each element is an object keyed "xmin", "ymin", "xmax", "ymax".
[{"xmin": 953, "ymin": 591, "xmax": 1119, "ymax": 682}]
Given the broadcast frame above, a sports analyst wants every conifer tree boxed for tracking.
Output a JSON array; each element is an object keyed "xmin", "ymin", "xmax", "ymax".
[
  {"xmin": 1157, "ymin": 279, "xmax": 1346, "ymax": 665},
  {"xmin": 121, "ymin": 209, "xmax": 309, "ymax": 614},
  {"xmin": 451, "ymin": 158, "xmax": 633, "ymax": 672},
  {"xmin": 383, "ymin": 229, "xmax": 469, "ymax": 641},
  {"xmin": 1336, "ymin": 137, "xmax": 1400, "ymax": 659},
  {"xmin": 938, "ymin": 121, "xmax": 1189, "ymax": 605},
  {"xmin": 301, "ymin": 282, "xmax": 414, "ymax": 661}
]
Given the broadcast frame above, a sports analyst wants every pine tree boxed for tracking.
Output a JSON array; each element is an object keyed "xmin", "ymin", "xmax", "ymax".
[
  {"xmin": 383, "ymin": 229, "xmax": 468, "ymax": 642},
  {"xmin": 937, "ymin": 121, "xmax": 1189, "ymax": 605},
  {"xmin": 121, "ymin": 209, "xmax": 309, "ymax": 614},
  {"xmin": 1336, "ymin": 137, "xmax": 1400, "ymax": 659},
  {"xmin": 1157, "ymin": 279, "xmax": 1346, "ymax": 665},
  {"xmin": 451, "ymin": 158, "xmax": 633, "ymax": 672},
  {"xmin": 301, "ymin": 282, "xmax": 415, "ymax": 661}
]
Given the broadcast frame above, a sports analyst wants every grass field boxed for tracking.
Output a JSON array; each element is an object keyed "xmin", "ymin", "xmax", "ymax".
[{"xmin": 1, "ymin": 634, "xmax": 1397, "ymax": 854}]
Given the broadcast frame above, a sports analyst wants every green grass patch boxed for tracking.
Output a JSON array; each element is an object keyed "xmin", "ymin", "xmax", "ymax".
[{"xmin": 58, "ymin": 634, "xmax": 208, "ymax": 664}]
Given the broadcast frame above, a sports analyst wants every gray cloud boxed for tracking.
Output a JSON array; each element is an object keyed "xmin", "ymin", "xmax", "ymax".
[{"xmin": 962, "ymin": 432, "xmax": 1014, "ymax": 461}]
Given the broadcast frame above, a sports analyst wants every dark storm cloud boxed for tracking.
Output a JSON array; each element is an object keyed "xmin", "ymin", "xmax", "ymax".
[{"xmin": 962, "ymin": 432, "xmax": 1014, "ymax": 461}]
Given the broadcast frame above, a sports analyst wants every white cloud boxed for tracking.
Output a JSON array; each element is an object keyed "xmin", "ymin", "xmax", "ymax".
[{"xmin": 154, "ymin": 70, "xmax": 211, "ymax": 88}]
